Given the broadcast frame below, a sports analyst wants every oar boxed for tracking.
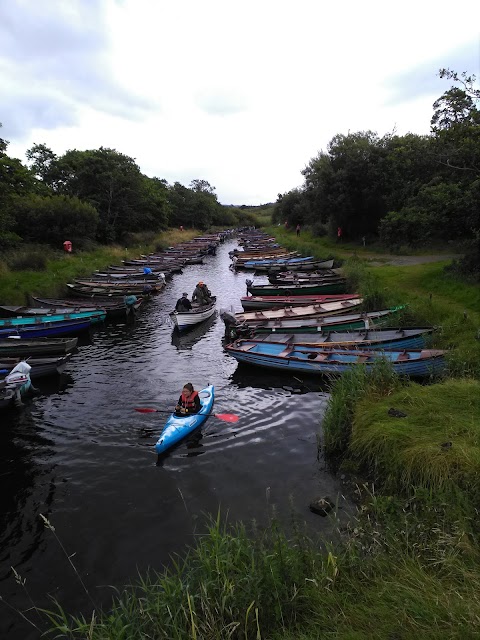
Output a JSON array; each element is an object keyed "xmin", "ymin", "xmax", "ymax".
[{"xmin": 134, "ymin": 408, "xmax": 239, "ymax": 423}]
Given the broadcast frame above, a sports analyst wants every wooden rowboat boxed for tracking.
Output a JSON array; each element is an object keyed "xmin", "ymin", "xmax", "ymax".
[
  {"xmin": 246, "ymin": 280, "xmax": 347, "ymax": 296},
  {"xmin": 225, "ymin": 340, "xmax": 446, "ymax": 378},
  {"xmin": 250, "ymin": 327, "xmax": 435, "ymax": 350},
  {"xmin": 240, "ymin": 294, "xmax": 359, "ymax": 311},
  {"xmin": 170, "ymin": 301, "xmax": 216, "ymax": 332},
  {"xmin": 233, "ymin": 298, "xmax": 363, "ymax": 324},
  {"xmin": 0, "ymin": 337, "xmax": 78, "ymax": 357}
]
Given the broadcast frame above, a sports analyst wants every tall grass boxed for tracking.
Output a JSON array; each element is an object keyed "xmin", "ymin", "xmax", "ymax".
[
  {"xmin": 322, "ymin": 361, "xmax": 401, "ymax": 457},
  {"xmin": 41, "ymin": 507, "xmax": 480, "ymax": 640},
  {"xmin": 352, "ymin": 379, "xmax": 480, "ymax": 500}
]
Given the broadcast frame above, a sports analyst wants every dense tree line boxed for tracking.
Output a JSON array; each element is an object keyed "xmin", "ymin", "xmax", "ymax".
[
  {"xmin": 274, "ymin": 69, "xmax": 480, "ymax": 271},
  {"xmin": 0, "ymin": 134, "xmax": 255, "ymax": 250}
]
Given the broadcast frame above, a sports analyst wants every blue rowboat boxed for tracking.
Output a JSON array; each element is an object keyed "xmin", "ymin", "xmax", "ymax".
[
  {"xmin": 0, "ymin": 318, "xmax": 94, "ymax": 339},
  {"xmin": 243, "ymin": 256, "xmax": 315, "ymax": 268},
  {"xmin": 155, "ymin": 385, "xmax": 215, "ymax": 455},
  {"xmin": 253, "ymin": 327, "xmax": 435, "ymax": 350},
  {"xmin": 0, "ymin": 310, "xmax": 106, "ymax": 328},
  {"xmin": 225, "ymin": 341, "xmax": 446, "ymax": 378}
]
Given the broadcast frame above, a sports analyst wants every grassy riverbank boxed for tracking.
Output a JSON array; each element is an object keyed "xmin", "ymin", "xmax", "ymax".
[
  {"xmin": 0, "ymin": 229, "xmax": 200, "ymax": 305},
  {"xmin": 9, "ymin": 230, "xmax": 480, "ymax": 638}
]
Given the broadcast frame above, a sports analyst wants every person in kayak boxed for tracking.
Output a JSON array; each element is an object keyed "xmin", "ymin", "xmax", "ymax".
[
  {"xmin": 175, "ymin": 292, "xmax": 192, "ymax": 312},
  {"xmin": 192, "ymin": 281, "xmax": 212, "ymax": 305},
  {"xmin": 175, "ymin": 383, "xmax": 201, "ymax": 416}
]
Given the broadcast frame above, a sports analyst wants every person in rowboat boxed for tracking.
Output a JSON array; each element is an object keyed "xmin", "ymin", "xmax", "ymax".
[
  {"xmin": 175, "ymin": 292, "xmax": 192, "ymax": 312},
  {"xmin": 192, "ymin": 281, "xmax": 212, "ymax": 305},
  {"xmin": 175, "ymin": 383, "xmax": 201, "ymax": 416}
]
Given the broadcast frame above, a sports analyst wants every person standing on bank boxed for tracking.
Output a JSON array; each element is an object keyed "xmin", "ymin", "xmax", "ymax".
[
  {"xmin": 175, "ymin": 383, "xmax": 200, "ymax": 416},
  {"xmin": 175, "ymin": 292, "xmax": 192, "ymax": 312},
  {"xmin": 296, "ymin": 224, "xmax": 301, "ymax": 236}
]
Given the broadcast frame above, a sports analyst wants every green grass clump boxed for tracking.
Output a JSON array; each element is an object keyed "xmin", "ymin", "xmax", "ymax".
[
  {"xmin": 351, "ymin": 379, "xmax": 480, "ymax": 500},
  {"xmin": 322, "ymin": 361, "xmax": 401, "ymax": 457}
]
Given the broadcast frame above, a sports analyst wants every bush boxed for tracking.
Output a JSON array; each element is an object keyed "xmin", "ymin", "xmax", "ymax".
[
  {"xmin": 8, "ymin": 249, "xmax": 48, "ymax": 271},
  {"xmin": 12, "ymin": 193, "xmax": 99, "ymax": 248},
  {"xmin": 310, "ymin": 221, "xmax": 328, "ymax": 237}
]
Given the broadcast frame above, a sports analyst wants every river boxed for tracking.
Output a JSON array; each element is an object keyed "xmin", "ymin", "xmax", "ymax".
[{"xmin": 0, "ymin": 239, "xmax": 351, "ymax": 639}]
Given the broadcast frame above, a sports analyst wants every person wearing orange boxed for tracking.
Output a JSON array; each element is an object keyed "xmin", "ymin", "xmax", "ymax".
[
  {"xmin": 175, "ymin": 383, "xmax": 201, "ymax": 417},
  {"xmin": 192, "ymin": 281, "xmax": 212, "ymax": 305}
]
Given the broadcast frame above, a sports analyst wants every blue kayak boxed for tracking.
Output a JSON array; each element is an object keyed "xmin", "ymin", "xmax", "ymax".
[{"xmin": 155, "ymin": 385, "xmax": 215, "ymax": 455}]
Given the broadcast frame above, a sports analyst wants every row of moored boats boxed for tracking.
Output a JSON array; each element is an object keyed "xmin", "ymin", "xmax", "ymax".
[
  {"xmin": 0, "ymin": 233, "xmax": 232, "ymax": 410},
  {"xmin": 221, "ymin": 231, "xmax": 446, "ymax": 377}
]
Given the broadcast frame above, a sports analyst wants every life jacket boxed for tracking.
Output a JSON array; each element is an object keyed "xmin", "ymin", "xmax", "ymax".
[{"xmin": 179, "ymin": 390, "xmax": 199, "ymax": 410}]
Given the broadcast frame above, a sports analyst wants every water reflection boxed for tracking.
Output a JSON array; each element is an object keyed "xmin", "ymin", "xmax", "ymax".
[
  {"xmin": 229, "ymin": 364, "xmax": 330, "ymax": 394},
  {"xmin": 171, "ymin": 314, "xmax": 217, "ymax": 350}
]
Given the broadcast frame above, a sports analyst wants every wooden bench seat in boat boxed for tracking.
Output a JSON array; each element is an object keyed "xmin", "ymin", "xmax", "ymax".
[{"xmin": 235, "ymin": 343, "xmax": 255, "ymax": 351}]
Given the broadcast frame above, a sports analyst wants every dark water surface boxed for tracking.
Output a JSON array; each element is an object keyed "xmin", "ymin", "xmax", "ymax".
[{"xmin": 0, "ymin": 240, "xmax": 350, "ymax": 639}]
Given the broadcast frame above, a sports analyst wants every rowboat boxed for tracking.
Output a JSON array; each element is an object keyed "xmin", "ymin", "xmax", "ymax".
[
  {"xmin": 66, "ymin": 283, "xmax": 159, "ymax": 297},
  {"xmin": 0, "ymin": 310, "xmax": 106, "ymax": 328},
  {"xmin": 221, "ymin": 307, "xmax": 407, "ymax": 339},
  {"xmin": 247, "ymin": 258, "xmax": 335, "ymax": 272},
  {"xmin": 225, "ymin": 341, "xmax": 446, "ymax": 377},
  {"xmin": 0, "ymin": 354, "xmax": 72, "ymax": 378},
  {"xmin": 0, "ymin": 306, "xmax": 106, "ymax": 321},
  {"xmin": 170, "ymin": 301, "xmax": 216, "ymax": 332},
  {"xmin": 0, "ymin": 318, "xmax": 94, "ymax": 339},
  {"xmin": 246, "ymin": 280, "xmax": 347, "ymax": 296},
  {"xmin": 247, "ymin": 327, "xmax": 435, "ymax": 350},
  {"xmin": 30, "ymin": 296, "xmax": 145, "ymax": 320},
  {"xmin": 242, "ymin": 255, "xmax": 316, "ymax": 269},
  {"xmin": 0, "ymin": 362, "xmax": 32, "ymax": 409},
  {"xmin": 155, "ymin": 385, "xmax": 215, "ymax": 455},
  {"xmin": 232, "ymin": 298, "xmax": 363, "ymax": 324},
  {"xmin": 240, "ymin": 294, "xmax": 359, "ymax": 311},
  {"xmin": 267, "ymin": 271, "xmax": 341, "ymax": 284},
  {"xmin": 0, "ymin": 337, "xmax": 78, "ymax": 357},
  {"xmin": 258, "ymin": 259, "xmax": 335, "ymax": 273}
]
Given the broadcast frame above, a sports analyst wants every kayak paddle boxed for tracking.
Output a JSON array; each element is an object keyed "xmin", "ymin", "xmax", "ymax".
[{"xmin": 134, "ymin": 408, "xmax": 239, "ymax": 423}]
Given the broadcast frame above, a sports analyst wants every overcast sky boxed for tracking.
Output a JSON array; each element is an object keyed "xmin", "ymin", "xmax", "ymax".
[{"xmin": 1, "ymin": 0, "xmax": 479, "ymax": 205}]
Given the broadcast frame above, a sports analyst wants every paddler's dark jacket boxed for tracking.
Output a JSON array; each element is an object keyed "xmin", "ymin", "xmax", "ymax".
[
  {"xmin": 175, "ymin": 391, "xmax": 200, "ymax": 415},
  {"xmin": 175, "ymin": 296, "xmax": 192, "ymax": 312}
]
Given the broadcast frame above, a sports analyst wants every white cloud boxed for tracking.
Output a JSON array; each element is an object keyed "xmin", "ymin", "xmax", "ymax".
[{"xmin": 3, "ymin": 0, "xmax": 480, "ymax": 204}]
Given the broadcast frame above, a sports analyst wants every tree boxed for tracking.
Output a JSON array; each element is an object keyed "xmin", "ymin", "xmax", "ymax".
[
  {"xmin": 44, "ymin": 147, "xmax": 166, "ymax": 242},
  {"xmin": 25, "ymin": 143, "xmax": 58, "ymax": 187},
  {"xmin": 189, "ymin": 179, "xmax": 217, "ymax": 196},
  {"xmin": 12, "ymin": 194, "xmax": 99, "ymax": 247}
]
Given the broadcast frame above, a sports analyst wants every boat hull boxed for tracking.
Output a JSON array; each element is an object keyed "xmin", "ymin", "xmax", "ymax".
[
  {"xmin": 225, "ymin": 342, "xmax": 445, "ymax": 378},
  {"xmin": 240, "ymin": 294, "xmax": 358, "ymax": 311},
  {"xmin": 246, "ymin": 281, "xmax": 347, "ymax": 296},
  {"xmin": 248, "ymin": 327, "xmax": 434, "ymax": 350},
  {"xmin": 0, "ymin": 319, "xmax": 93, "ymax": 339},
  {"xmin": 170, "ymin": 303, "xmax": 216, "ymax": 331},
  {"xmin": 155, "ymin": 386, "xmax": 215, "ymax": 455},
  {"xmin": 0, "ymin": 337, "xmax": 78, "ymax": 356}
]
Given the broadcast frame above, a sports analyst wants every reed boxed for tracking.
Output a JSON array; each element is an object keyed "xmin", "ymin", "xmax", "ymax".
[
  {"xmin": 41, "ymin": 507, "xmax": 480, "ymax": 640},
  {"xmin": 322, "ymin": 361, "xmax": 401, "ymax": 457}
]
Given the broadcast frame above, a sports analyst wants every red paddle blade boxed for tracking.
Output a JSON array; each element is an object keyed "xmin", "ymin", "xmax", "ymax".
[
  {"xmin": 215, "ymin": 413, "xmax": 239, "ymax": 422},
  {"xmin": 134, "ymin": 407, "xmax": 159, "ymax": 413}
]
